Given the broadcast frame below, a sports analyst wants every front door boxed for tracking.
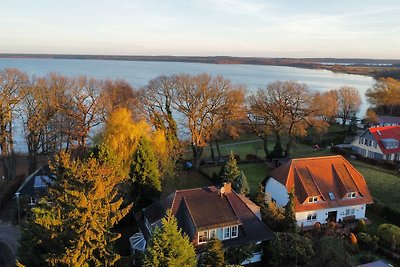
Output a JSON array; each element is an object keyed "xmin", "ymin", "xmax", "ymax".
[{"xmin": 327, "ymin": 211, "xmax": 337, "ymax": 222}]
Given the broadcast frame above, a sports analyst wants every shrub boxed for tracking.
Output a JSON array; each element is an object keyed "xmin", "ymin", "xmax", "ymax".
[
  {"xmin": 377, "ymin": 224, "xmax": 400, "ymax": 249},
  {"xmin": 357, "ymin": 233, "xmax": 378, "ymax": 252},
  {"xmin": 355, "ymin": 219, "xmax": 367, "ymax": 233}
]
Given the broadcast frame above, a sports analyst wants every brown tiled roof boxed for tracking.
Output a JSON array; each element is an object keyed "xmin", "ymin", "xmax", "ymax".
[
  {"xmin": 172, "ymin": 187, "xmax": 241, "ymax": 230},
  {"xmin": 136, "ymin": 185, "xmax": 275, "ymax": 247},
  {"xmin": 269, "ymin": 155, "xmax": 373, "ymax": 212}
]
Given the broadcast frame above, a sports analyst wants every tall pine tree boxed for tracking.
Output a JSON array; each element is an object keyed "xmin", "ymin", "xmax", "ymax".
[
  {"xmin": 283, "ymin": 189, "xmax": 298, "ymax": 233},
  {"xmin": 219, "ymin": 152, "xmax": 250, "ymax": 194},
  {"xmin": 130, "ymin": 136, "xmax": 161, "ymax": 208},
  {"xmin": 144, "ymin": 209, "xmax": 197, "ymax": 267},
  {"xmin": 17, "ymin": 152, "xmax": 132, "ymax": 266},
  {"xmin": 219, "ymin": 152, "xmax": 241, "ymax": 185}
]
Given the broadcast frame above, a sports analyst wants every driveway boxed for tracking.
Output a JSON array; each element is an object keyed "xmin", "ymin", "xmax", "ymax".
[{"xmin": 0, "ymin": 222, "xmax": 20, "ymax": 267}]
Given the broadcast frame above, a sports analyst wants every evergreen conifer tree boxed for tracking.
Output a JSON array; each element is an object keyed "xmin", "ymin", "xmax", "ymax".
[
  {"xmin": 130, "ymin": 136, "xmax": 161, "ymax": 208},
  {"xmin": 235, "ymin": 171, "xmax": 250, "ymax": 195},
  {"xmin": 17, "ymin": 152, "xmax": 132, "ymax": 266},
  {"xmin": 219, "ymin": 151, "xmax": 241, "ymax": 185},
  {"xmin": 198, "ymin": 237, "xmax": 225, "ymax": 267},
  {"xmin": 255, "ymin": 184, "xmax": 266, "ymax": 207},
  {"xmin": 144, "ymin": 210, "xmax": 197, "ymax": 267},
  {"xmin": 283, "ymin": 190, "xmax": 298, "ymax": 233}
]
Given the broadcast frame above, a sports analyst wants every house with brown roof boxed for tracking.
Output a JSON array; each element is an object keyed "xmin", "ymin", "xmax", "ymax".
[
  {"xmin": 351, "ymin": 126, "xmax": 400, "ymax": 161},
  {"xmin": 130, "ymin": 183, "xmax": 275, "ymax": 264},
  {"xmin": 265, "ymin": 155, "xmax": 373, "ymax": 227}
]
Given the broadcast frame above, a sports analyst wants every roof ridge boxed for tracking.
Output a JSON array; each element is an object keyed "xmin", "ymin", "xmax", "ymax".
[
  {"xmin": 294, "ymin": 168, "xmax": 309, "ymax": 196},
  {"xmin": 180, "ymin": 196, "xmax": 197, "ymax": 229},
  {"xmin": 305, "ymin": 166, "xmax": 324, "ymax": 198},
  {"xmin": 332, "ymin": 163, "xmax": 349, "ymax": 193},
  {"xmin": 291, "ymin": 155, "xmax": 342, "ymax": 162},
  {"xmin": 225, "ymin": 192, "xmax": 243, "ymax": 225},
  {"xmin": 342, "ymin": 162, "xmax": 362, "ymax": 193},
  {"xmin": 231, "ymin": 191, "xmax": 265, "ymax": 224}
]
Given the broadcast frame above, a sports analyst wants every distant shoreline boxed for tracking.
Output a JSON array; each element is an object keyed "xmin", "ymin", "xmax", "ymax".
[{"xmin": 1, "ymin": 53, "xmax": 399, "ymax": 79}]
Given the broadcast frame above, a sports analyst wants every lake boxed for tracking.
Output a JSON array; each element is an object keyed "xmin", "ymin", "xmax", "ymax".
[{"xmin": 0, "ymin": 58, "xmax": 374, "ymax": 151}]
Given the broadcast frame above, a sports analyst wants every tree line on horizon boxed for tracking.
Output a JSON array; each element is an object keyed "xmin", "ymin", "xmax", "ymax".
[{"xmin": 0, "ymin": 67, "xmax": 371, "ymax": 178}]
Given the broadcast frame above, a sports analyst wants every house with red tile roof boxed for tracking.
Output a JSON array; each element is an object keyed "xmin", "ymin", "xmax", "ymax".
[
  {"xmin": 351, "ymin": 126, "xmax": 400, "ymax": 161},
  {"xmin": 265, "ymin": 155, "xmax": 373, "ymax": 227},
  {"xmin": 130, "ymin": 183, "xmax": 275, "ymax": 265}
]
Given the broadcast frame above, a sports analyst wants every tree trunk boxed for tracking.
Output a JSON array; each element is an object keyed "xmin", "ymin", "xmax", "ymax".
[
  {"xmin": 216, "ymin": 140, "xmax": 222, "ymax": 161},
  {"xmin": 191, "ymin": 145, "xmax": 203, "ymax": 170},
  {"xmin": 262, "ymin": 133, "xmax": 269, "ymax": 159},
  {"xmin": 209, "ymin": 141, "xmax": 215, "ymax": 163},
  {"xmin": 285, "ymin": 135, "xmax": 294, "ymax": 156}
]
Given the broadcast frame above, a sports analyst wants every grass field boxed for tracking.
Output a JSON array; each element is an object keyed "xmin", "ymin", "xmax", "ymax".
[{"xmin": 350, "ymin": 160, "xmax": 400, "ymax": 212}]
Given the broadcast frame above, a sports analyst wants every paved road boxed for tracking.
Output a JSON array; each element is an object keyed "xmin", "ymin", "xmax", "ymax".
[{"xmin": 0, "ymin": 222, "xmax": 20, "ymax": 267}]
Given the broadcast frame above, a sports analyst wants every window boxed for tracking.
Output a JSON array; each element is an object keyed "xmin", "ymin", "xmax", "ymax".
[
  {"xmin": 217, "ymin": 228, "xmax": 224, "ymax": 240},
  {"xmin": 231, "ymin": 225, "xmax": 238, "ymax": 238},
  {"xmin": 29, "ymin": 197, "xmax": 36, "ymax": 205},
  {"xmin": 308, "ymin": 196, "xmax": 318, "ymax": 203},
  {"xmin": 347, "ymin": 192, "xmax": 356, "ymax": 198},
  {"xmin": 223, "ymin": 227, "xmax": 231, "ymax": 239},
  {"xmin": 345, "ymin": 208, "xmax": 355, "ymax": 216},
  {"xmin": 307, "ymin": 213, "xmax": 317, "ymax": 221},
  {"xmin": 209, "ymin": 229, "xmax": 217, "ymax": 239},
  {"xmin": 198, "ymin": 231, "xmax": 208, "ymax": 244}
]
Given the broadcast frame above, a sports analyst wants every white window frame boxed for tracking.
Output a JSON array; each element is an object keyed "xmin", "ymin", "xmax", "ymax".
[
  {"xmin": 307, "ymin": 213, "xmax": 317, "ymax": 221},
  {"xmin": 231, "ymin": 225, "xmax": 238, "ymax": 238},
  {"xmin": 345, "ymin": 208, "xmax": 355, "ymax": 216},
  {"xmin": 198, "ymin": 231, "xmax": 208, "ymax": 244},
  {"xmin": 308, "ymin": 196, "xmax": 318, "ymax": 203},
  {"xmin": 29, "ymin": 197, "xmax": 36, "ymax": 205},
  {"xmin": 208, "ymin": 229, "xmax": 217, "ymax": 239},
  {"xmin": 347, "ymin": 192, "xmax": 357, "ymax": 198},
  {"xmin": 223, "ymin": 227, "xmax": 231, "ymax": 240}
]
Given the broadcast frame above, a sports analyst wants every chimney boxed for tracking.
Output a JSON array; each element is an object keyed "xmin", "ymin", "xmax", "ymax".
[{"xmin": 223, "ymin": 182, "xmax": 232, "ymax": 193}]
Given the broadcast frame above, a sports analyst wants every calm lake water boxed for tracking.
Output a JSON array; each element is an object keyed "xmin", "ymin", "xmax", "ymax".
[{"xmin": 0, "ymin": 58, "xmax": 374, "ymax": 151}]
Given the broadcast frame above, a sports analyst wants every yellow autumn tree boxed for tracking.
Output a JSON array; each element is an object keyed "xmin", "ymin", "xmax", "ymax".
[{"xmin": 102, "ymin": 107, "xmax": 167, "ymax": 179}]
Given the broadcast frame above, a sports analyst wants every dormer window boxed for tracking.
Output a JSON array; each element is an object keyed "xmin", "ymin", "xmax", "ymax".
[
  {"xmin": 347, "ymin": 192, "xmax": 357, "ymax": 198},
  {"xmin": 308, "ymin": 196, "xmax": 318, "ymax": 203}
]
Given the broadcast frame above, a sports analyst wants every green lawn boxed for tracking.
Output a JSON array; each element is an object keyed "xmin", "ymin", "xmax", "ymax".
[
  {"xmin": 162, "ymin": 170, "xmax": 212, "ymax": 197},
  {"xmin": 201, "ymin": 163, "xmax": 271, "ymax": 195},
  {"xmin": 350, "ymin": 160, "xmax": 400, "ymax": 212}
]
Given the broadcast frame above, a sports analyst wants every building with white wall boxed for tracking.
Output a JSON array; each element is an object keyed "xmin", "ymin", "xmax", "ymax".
[
  {"xmin": 351, "ymin": 126, "xmax": 400, "ymax": 161},
  {"xmin": 265, "ymin": 155, "xmax": 373, "ymax": 227}
]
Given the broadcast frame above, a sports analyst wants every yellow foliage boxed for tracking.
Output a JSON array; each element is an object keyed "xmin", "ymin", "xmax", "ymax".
[{"xmin": 102, "ymin": 107, "xmax": 167, "ymax": 178}]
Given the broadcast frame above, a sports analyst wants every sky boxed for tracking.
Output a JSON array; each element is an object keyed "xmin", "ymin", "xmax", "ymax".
[{"xmin": 1, "ymin": 0, "xmax": 400, "ymax": 58}]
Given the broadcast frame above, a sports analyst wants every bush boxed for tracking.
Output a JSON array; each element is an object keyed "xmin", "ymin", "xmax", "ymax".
[
  {"xmin": 382, "ymin": 206, "xmax": 400, "ymax": 227},
  {"xmin": 355, "ymin": 219, "xmax": 367, "ymax": 233},
  {"xmin": 356, "ymin": 233, "xmax": 378, "ymax": 252},
  {"xmin": 377, "ymin": 224, "xmax": 400, "ymax": 249}
]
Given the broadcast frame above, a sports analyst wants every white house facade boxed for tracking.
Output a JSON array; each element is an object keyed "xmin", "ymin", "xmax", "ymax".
[
  {"xmin": 351, "ymin": 126, "xmax": 400, "ymax": 161},
  {"xmin": 265, "ymin": 155, "xmax": 373, "ymax": 227}
]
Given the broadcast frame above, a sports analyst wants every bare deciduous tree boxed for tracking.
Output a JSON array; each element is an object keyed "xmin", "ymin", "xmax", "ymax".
[
  {"xmin": 174, "ymin": 73, "xmax": 244, "ymax": 169},
  {"xmin": 337, "ymin": 86, "xmax": 361, "ymax": 126},
  {"xmin": 0, "ymin": 68, "xmax": 28, "ymax": 179}
]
